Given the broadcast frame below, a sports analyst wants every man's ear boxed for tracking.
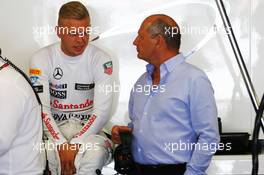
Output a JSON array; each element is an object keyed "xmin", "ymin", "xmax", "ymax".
[{"xmin": 155, "ymin": 34, "xmax": 166, "ymax": 48}]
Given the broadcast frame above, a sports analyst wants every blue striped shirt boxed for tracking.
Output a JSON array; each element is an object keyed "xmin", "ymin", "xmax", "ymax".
[{"xmin": 128, "ymin": 53, "xmax": 220, "ymax": 175}]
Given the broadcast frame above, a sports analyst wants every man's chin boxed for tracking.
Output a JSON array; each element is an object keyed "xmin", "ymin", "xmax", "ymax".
[
  {"xmin": 137, "ymin": 53, "xmax": 143, "ymax": 59},
  {"xmin": 72, "ymin": 47, "xmax": 86, "ymax": 56},
  {"xmin": 137, "ymin": 54, "xmax": 147, "ymax": 62},
  {"xmin": 75, "ymin": 50, "xmax": 84, "ymax": 55}
]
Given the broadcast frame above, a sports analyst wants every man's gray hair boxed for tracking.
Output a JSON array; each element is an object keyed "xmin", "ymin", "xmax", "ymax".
[{"xmin": 148, "ymin": 19, "xmax": 181, "ymax": 50}]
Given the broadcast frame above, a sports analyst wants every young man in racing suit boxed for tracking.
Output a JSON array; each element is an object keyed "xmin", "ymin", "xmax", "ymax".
[{"xmin": 29, "ymin": 1, "xmax": 114, "ymax": 175}]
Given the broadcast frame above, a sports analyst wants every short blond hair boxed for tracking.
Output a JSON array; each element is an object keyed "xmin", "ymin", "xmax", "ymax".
[{"xmin": 58, "ymin": 1, "xmax": 89, "ymax": 24}]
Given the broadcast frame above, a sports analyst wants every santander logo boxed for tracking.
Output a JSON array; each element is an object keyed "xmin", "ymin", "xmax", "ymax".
[
  {"xmin": 75, "ymin": 115, "xmax": 97, "ymax": 138},
  {"xmin": 50, "ymin": 99, "xmax": 93, "ymax": 110},
  {"xmin": 42, "ymin": 113, "xmax": 60, "ymax": 140}
]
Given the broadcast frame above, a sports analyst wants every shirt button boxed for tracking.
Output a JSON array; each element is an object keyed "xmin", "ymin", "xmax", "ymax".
[
  {"xmin": 138, "ymin": 148, "xmax": 141, "ymax": 152},
  {"xmin": 143, "ymin": 112, "xmax": 147, "ymax": 116}
]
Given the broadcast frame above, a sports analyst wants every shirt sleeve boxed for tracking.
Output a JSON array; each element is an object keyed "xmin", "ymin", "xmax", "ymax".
[
  {"xmin": 30, "ymin": 52, "xmax": 67, "ymax": 145},
  {"xmin": 127, "ymin": 89, "xmax": 134, "ymax": 129},
  {"xmin": 184, "ymin": 75, "xmax": 220, "ymax": 175},
  {"xmin": 0, "ymin": 79, "xmax": 24, "ymax": 156},
  {"xmin": 70, "ymin": 54, "xmax": 114, "ymax": 144}
]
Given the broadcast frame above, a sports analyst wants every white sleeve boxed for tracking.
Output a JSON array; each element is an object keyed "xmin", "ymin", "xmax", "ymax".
[
  {"xmin": 0, "ymin": 80, "xmax": 24, "ymax": 156},
  {"xmin": 30, "ymin": 52, "xmax": 67, "ymax": 145},
  {"xmin": 70, "ymin": 54, "xmax": 114, "ymax": 144}
]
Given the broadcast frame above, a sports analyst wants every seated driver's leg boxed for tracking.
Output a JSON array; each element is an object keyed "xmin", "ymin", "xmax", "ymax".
[
  {"xmin": 45, "ymin": 139, "xmax": 61, "ymax": 175},
  {"xmin": 75, "ymin": 134, "xmax": 113, "ymax": 175}
]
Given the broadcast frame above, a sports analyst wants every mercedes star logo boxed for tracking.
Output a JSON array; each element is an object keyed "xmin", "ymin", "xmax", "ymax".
[{"xmin": 53, "ymin": 67, "xmax": 63, "ymax": 80}]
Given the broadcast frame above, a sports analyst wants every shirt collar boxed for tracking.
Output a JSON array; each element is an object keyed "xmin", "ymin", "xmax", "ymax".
[{"xmin": 146, "ymin": 53, "xmax": 185, "ymax": 77}]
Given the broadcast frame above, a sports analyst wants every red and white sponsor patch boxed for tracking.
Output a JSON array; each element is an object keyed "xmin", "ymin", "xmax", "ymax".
[
  {"xmin": 30, "ymin": 68, "xmax": 41, "ymax": 76},
  {"xmin": 0, "ymin": 63, "xmax": 9, "ymax": 70},
  {"xmin": 103, "ymin": 61, "xmax": 113, "ymax": 75},
  {"xmin": 75, "ymin": 114, "xmax": 97, "ymax": 138},
  {"xmin": 50, "ymin": 99, "xmax": 93, "ymax": 110},
  {"xmin": 42, "ymin": 113, "xmax": 60, "ymax": 140}
]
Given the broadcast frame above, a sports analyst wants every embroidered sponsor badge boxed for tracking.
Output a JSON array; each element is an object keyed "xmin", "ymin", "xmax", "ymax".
[
  {"xmin": 52, "ymin": 113, "xmax": 91, "ymax": 122},
  {"xmin": 30, "ymin": 76, "xmax": 39, "ymax": 84},
  {"xmin": 53, "ymin": 67, "xmax": 63, "ymax": 80},
  {"xmin": 49, "ymin": 88, "xmax": 67, "ymax": 99},
  {"xmin": 29, "ymin": 68, "xmax": 41, "ymax": 76},
  {"xmin": 42, "ymin": 113, "xmax": 60, "ymax": 140},
  {"xmin": 75, "ymin": 83, "xmax": 95, "ymax": 91},
  {"xmin": 103, "ymin": 61, "xmax": 113, "ymax": 75},
  {"xmin": 49, "ymin": 83, "xmax": 67, "ymax": 89},
  {"xmin": 33, "ymin": 85, "xmax": 43, "ymax": 93}
]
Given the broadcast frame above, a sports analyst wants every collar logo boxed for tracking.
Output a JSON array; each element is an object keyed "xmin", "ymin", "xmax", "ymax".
[{"xmin": 53, "ymin": 67, "xmax": 63, "ymax": 80}]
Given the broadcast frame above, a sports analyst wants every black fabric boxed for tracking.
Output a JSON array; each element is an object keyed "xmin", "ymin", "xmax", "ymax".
[
  {"xmin": 114, "ymin": 131, "xmax": 137, "ymax": 175},
  {"xmin": 135, "ymin": 163, "xmax": 186, "ymax": 175}
]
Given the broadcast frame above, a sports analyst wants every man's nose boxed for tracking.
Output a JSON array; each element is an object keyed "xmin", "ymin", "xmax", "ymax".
[
  {"xmin": 75, "ymin": 35, "xmax": 87, "ymax": 43},
  {"xmin": 133, "ymin": 36, "xmax": 139, "ymax": 46}
]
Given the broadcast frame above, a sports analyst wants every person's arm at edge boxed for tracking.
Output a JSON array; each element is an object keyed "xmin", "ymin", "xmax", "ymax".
[
  {"xmin": 184, "ymin": 75, "xmax": 220, "ymax": 175},
  {"xmin": 70, "ymin": 55, "xmax": 114, "ymax": 144},
  {"xmin": 30, "ymin": 52, "xmax": 67, "ymax": 145}
]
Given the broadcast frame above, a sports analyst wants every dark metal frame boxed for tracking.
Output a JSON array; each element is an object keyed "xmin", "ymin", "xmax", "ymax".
[{"xmin": 214, "ymin": 1, "xmax": 263, "ymax": 174}]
